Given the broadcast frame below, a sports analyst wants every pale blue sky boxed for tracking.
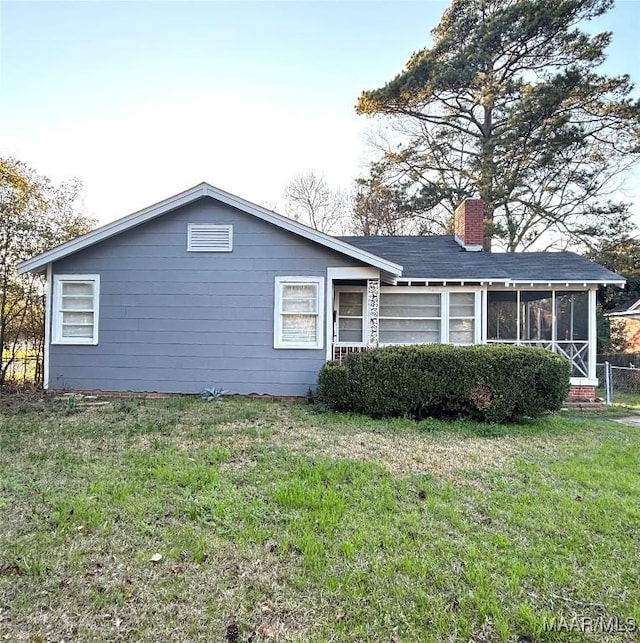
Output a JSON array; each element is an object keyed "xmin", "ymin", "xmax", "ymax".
[{"xmin": 1, "ymin": 0, "xmax": 639, "ymax": 226}]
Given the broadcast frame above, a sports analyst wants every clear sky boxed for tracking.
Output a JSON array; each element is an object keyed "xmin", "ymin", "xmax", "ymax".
[{"xmin": 1, "ymin": 0, "xmax": 639, "ymax": 227}]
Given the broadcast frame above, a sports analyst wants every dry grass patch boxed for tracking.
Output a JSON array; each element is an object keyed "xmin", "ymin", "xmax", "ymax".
[{"xmin": 2, "ymin": 396, "xmax": 639, "ymax": 642}]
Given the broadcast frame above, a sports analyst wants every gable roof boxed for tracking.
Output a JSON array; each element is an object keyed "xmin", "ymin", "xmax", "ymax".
[
  {"xmin": 17, "ymin": 183, "xmax": 624, "ymax": 286},
  {"xmin": 339, "ymin": 235, "xmax": 625, "ymax": 285},
  {"xmin": 608, "ymin": 298, "xmax": 640, "ymax": 316},
  {"xmin": 17, "ymin": 183, "xmax": 403, "ymax": 277}
]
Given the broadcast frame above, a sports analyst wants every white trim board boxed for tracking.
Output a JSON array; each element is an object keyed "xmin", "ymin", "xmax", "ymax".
[
  {"xmin": 398, "ymin": 279, "xmax": 625, "ymax": 287},
  {"xmin": 44, "ymin": 263, "xmax": 52, "ymax": 389},
  {"xmin": 17, "ymin": 183, "xmax": 403, "ymax": 277},
  {"xmin": 326, "ymin": 267, "xmax": 380, "ymax": 360}
]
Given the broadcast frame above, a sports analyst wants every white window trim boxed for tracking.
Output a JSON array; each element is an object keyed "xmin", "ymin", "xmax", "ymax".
[
  {"xmin": 448, "ymin": 291, "xmax": 481, "ymax": 345},
  {"xmin": 274, "ymin": 276, "xmax": 324, "ymax": 350},
  {"xmin": 187, "ymin": 224, "xmax": 233, "ymax": 252},
  {"xmin": 485, "ymin": 289, "xmax": 590, "ymax": 343},
  {"xmin": 334, "ymin": 286, "xmax": 367, "ymax": 346},
  {"xmin": 52, "ymin": 274, "xmax": 100, "ymax": 345},
  {"xmin": 378, "ymin": 287, "xmax": 481, "ymax": 345},
  {"xmin": 485, "ymin": 287, "xmax": 596, "ymax": 381}
]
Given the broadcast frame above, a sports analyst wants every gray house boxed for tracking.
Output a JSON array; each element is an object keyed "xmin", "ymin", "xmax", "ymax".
[{"xmin": 18, "ymin": 183, "xmax": 624, "ymax": 400}]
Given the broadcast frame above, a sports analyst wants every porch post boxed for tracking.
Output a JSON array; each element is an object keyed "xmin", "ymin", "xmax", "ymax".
[
  {"xmin": 366, "ymin": 279, "xmax": 380, "ymax": 347},
  {"xmin": 588, "ymin": 288, "xmax": 597, "ymax": 381}
]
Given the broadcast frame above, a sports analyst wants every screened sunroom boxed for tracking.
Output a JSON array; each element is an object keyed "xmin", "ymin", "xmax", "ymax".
[
  {"xmin": 485, "ymin": 289, "xmax": 593, "ymax": 379},
  {"xmin": 330, "ymin": 281, "xmax": 599, "ymax": 387}
]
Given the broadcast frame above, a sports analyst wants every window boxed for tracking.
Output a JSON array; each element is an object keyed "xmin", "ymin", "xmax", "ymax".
[
  {"xmin": 336, "ymin": 289, "xmax": 365, "ymax": 343},
  {"xmin": 274, "ymin": 277, "xmax": 324, "ymax": 349},
  {"xmin": 379, "ymin": 290, "xmax": 479, "ymax": 345},
  {"xmin": 487, "ymin": 292, "xmax": 518, "ymax": 340},
  {"xmin": 487, "ymin": 289, "xmax": 588, "ymax": 342},
  {"xmin": 187, "ymin": 224, "xmax": 233, "ymax": 252},
  {"xmin": 449, "ymin": 292, "xmax": 475, "ymax": 344},
  {"xmin": 52, "ymin": 275, "xmax": 100, "ymax": 345},
  {"xmin": 520, "ymin": 291, "xmax": 552, "ymax": 341},
  {"xmin": 380, "ymin": 292, "xmax": 441, "ymax": 344},
  {"xmin": 556, "ymin": 291, "xmax": 588, "ymax": 341}
]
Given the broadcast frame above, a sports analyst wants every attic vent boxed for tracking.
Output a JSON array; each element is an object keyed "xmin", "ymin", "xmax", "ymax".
[{"xmin": 187, "ymin": 224, "xmax": 233, "ymax": 252}]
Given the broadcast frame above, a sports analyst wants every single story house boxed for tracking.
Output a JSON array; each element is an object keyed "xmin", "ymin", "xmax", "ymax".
[
  {"xmin": 606, "ymin": 298, "xmax": 640, "ymax": 351},
  {"xmin": 18, "ymin": 183, "xmax": 624, "ymax": 400}
]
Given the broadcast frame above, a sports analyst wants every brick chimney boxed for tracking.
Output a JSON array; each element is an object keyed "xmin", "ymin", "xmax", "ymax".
[{"xmin": 454, "ymin": 199, "xmax": 484, "ymax": 251}]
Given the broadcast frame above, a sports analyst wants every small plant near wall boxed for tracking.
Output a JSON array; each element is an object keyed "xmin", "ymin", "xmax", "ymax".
[
  {"xmin": 63, "ymin": 394, "xmax": 80, "ymax": 415},
  {"xmin": 200, "ymin": 387, "xmax": 228, "ymax": 402}
]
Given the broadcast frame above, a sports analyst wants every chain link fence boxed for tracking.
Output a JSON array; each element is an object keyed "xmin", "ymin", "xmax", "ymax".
[{"xmin": 596, "ymin": 361, "xmax": 640, "ymax": 405}]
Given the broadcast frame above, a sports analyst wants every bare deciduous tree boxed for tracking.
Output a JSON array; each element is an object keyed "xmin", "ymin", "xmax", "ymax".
[{"xmin": 284, "ymin": 171, "xmax": 349, "ymax": 235}]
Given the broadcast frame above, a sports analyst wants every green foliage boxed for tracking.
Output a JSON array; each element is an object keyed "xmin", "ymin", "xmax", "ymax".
[
  {"xmin": 315, "ymin": 361, "xmax": 351, "ymax": 411},
  {"xmin": 0, "ymin": 157, "xmax": 95, "ymax": 385},
  {"xmin": 200, "ymin": 387, "xmax": 228, "ymax": 402},
  {"xmin": 356, "ymin": 0, "xmax": 640, "ymax": 251},
  {"xmin": 317, "ymin": 345, "xmax": 570, "ymax": 423},
  {"xmin": 63, "ymin": 394, "xmax": 80, "ymax": 415}
]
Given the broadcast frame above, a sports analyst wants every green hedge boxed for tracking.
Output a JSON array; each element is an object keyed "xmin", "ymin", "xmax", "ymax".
[{"xmin": 317, "ymin": 345, "xmax": 571, "ymax": 423}]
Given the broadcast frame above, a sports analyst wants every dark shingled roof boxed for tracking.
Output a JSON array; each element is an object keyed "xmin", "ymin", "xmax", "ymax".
[{"xmin": 339, "ymin": 235, "xmax": 624, "ymax": 283}]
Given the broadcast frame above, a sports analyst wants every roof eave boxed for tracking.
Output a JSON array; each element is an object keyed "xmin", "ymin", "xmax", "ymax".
[
  {"xmin": 17, "ymin": 182, "xmax": 402, "ymax": 277},
  {"xmin": 608, "ymin": 309, "xmax": 640, "ymax": 317},
  {"xmin": 395, "ymin": 277, "xmax": 626, "ymax": 286},
  {"xmin": 17, "ymin": 183, "xmax": 210, "ymax": 275},
  {"xmin": 200, "ymin": 185, "xmax": 402, "ymax": 276}
]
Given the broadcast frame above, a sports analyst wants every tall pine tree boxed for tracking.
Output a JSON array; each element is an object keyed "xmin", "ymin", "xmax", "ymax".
[{"xmin": 356, "ymin": 0, "xmax": 640, "ymax": 250}]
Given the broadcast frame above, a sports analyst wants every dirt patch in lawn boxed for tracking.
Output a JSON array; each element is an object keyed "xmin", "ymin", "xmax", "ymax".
[{"xmin": 269, "ymin": 424, "xmax": 520, "ymax": 482}]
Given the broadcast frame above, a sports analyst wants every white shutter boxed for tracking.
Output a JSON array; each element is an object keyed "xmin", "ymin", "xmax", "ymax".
[{"xmin": 187, "ymin": 224, "xmax": 233, "ymax": 252}]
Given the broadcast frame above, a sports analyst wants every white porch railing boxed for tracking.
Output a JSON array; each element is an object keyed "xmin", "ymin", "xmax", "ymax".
[
  {"xmin": 485, "ymin": 340, "xmax": 589, "ymax": 378},
  {"xmin": 332, "ymin": 345, "xmax": 370, "ymax": 363}
]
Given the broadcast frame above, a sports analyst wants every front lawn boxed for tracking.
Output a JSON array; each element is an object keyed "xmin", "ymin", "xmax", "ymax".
[{"xmin": 1, "ymin": 397, "xmax": 638, "ymax": 642}]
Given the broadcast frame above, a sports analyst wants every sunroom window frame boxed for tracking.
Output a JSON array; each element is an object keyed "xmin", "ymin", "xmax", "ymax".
[
  {"xmin": 52, "ymin": 274, "xmax": 100, "ymax": 345},
  {"xmin": 485, "ymin": 289, "xmax": 589, "ymax": 344},
  {"xmin": 448, "ymin": 291, "xmax": 480, "ymax": 345},
  {"xmin": 274, "ymin": 276, "xmax": 325, "ymax": 350},
  {"xmin": 378, "ymin": 287, "xmax": 481, "ymax": 346},
  {"xmin": 334, "ymin": 286, "xmax": 367, "ymax": 346}
]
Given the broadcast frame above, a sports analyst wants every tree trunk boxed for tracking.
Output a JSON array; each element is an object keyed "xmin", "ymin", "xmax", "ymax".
[{"xmin": 479, "ymin": 105, "xmax": 495, "ymax": 252}]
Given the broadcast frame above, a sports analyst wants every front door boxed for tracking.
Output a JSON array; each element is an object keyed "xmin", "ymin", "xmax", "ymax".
[{"xmin": 333, "ymin": 287, "xmax": 366, "ymax": 360}]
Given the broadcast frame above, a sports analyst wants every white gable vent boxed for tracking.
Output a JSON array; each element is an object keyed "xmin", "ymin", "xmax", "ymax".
[{"xmin": 187, "ymin": 224, "xmax": 233, "ymax": 252}]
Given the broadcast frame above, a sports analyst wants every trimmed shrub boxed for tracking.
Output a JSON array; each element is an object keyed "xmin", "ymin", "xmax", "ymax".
[
  {"xmin": 316, "ymin": 360, "xmax": 351, "ymax": 411},
  {"xmin": 317, "ymin": 345, "xmax": 570, "ymax": 423}
]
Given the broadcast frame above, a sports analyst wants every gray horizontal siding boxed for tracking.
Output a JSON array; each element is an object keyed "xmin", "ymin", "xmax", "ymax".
[
  {"xmin": 83, "ymin": 243, "xmax": 342, "ymax": 260},
  {"xmin": 49, "ymin": 197, "xmax": 360, "ymax": 395},
  {"xmin": 100, "ymin": 304, "xmax": 272, "ymax": 320},
  {"xmin": 99, "ymin": 283, "xmax": 272, "ymax": 296},
  {"xmin": 63, "ymin": 259, "xmax": 342, "ymax": 273}
]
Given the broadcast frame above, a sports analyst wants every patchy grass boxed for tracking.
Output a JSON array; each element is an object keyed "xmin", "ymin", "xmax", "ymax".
[
  {"xmin": 1, "ymin": 397, "xmax": 639, "ymax": 642},
  {"xmin": 610, "ymin": 391, "xmax": 640, "ymax": 410},
  {"xmin": 596, "ymin": 386, "xmax": 640, "ymax": 410}
]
